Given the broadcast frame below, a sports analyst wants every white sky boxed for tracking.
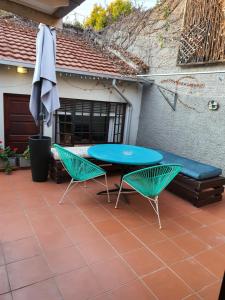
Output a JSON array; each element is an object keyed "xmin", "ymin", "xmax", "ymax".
[{"xmin": 68, "ymin": 0, "xmax": 157, "ymax": 23}]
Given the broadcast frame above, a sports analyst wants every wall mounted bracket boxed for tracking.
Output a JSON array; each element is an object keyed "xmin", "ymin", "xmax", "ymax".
[{"xmin": 156, "ymin": 84, "xmax": 178, "ymax": 111}]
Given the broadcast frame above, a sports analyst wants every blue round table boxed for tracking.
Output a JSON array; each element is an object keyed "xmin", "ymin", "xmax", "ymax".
[
  {"xmin": 88, "ymin": 144, "xmax": 163, "ymax": 197},
  {"xmin": 88, "ymin": 144, "xmax": 163, "ymax": 166}
]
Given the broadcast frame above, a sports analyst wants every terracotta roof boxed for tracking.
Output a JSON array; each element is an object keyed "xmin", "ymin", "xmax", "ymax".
[{"xmin": 0, "ymin": 17, "xmax": 138, "ymax": 77}]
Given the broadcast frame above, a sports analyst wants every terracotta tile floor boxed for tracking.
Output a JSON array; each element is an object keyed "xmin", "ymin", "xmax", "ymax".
[{"xmin": 0, "ymin": 170, "xmax": 224, "ymax": 300}]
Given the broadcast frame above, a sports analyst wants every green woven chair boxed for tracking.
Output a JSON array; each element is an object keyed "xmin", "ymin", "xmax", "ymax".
[
  {"xmin": 115, "ymin": 164, "xmax": 182, "ymax": 229},
  {"xmin": 54, "ymin": 144, "xmax": 110, "ymax": 204}
]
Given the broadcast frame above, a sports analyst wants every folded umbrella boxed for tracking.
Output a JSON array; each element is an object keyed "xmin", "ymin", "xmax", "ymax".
[{"xmin": 30, "ymin": 24, "xmax": 60, "ymax": 131}]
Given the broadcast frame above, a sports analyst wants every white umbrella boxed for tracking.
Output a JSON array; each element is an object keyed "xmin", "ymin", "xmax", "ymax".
[{"xmin": 30, "ymin": 24, "xmax": 60, "ymax": 135}]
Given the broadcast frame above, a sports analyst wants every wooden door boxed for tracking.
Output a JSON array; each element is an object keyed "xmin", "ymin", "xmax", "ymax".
[{"xmin": 4, "ymin": 94, "xmax": 39, "ymax": 153}]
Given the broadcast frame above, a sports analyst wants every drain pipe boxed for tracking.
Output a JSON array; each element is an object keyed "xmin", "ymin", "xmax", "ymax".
[{"xmin": 112, "ymin": 79, "xmax": 133, "ymax": 144}]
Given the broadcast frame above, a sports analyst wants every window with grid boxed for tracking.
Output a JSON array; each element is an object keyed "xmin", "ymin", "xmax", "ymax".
[{"xmin": 54, "ymin": 99, "xmax": 126, "ymax": 145}]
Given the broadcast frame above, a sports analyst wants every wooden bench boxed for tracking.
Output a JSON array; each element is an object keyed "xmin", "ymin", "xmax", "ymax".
[{"xmin": 157, "ymin": 150, "xmax": 225, "ymax": 207}]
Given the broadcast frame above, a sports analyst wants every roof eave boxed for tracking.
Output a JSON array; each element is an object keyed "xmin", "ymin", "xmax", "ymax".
[{"xmin": 0, "ymin": 59, "xmax": 153, "ymax": 83}]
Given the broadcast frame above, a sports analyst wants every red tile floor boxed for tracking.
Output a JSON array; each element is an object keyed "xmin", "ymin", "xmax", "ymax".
[{"xmin": 0, "ymin": 170, "xmax": 225, "ymax": 300}]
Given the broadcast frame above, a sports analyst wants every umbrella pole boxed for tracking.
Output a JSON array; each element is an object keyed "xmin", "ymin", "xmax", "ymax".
[
  {"xmin": 39, "ymin": 102, "xmax": 44, "ymax": 139},
  {"xmin": 39, "ymin": 78, "xmax": 44, "ymax": 139}
]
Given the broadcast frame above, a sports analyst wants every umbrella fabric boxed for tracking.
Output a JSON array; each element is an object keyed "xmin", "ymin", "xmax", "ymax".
[{"xmin": 30, "ymin": 24, "xmax": 60, "ymax": 127}]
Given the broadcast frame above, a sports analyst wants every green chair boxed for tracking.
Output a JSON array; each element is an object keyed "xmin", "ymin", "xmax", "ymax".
[
  {"xmin": 54, "ymin": 144, "xmax": 110, "ymax": 204},
  {"xmin": 115, "ymin": 164, "xmax": 182, "ymax": 229}
]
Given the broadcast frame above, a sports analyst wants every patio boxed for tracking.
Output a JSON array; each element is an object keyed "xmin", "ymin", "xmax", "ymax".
[{"xmin": 0, "ymin": 170, "xmax": 224, "ymax": 300}]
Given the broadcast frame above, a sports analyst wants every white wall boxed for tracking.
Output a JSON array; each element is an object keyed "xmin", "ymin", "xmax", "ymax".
[{"xmin": 0, "ymin": 65, "xmax": 141, "ymax": 146}]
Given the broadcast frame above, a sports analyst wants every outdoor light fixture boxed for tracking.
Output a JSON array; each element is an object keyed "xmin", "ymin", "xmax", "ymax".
[
  {"xmin": 208, "ymin": 100, "xmax": 219, "ymax": 111},
  {"xmin": 17, "ymin": 66, "xmax": 28, "ymax": 74}
]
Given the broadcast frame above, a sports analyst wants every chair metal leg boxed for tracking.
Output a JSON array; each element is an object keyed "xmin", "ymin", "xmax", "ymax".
[
  {"xmin": 154, "ymin": 196, "xmax": 162, "ymax": 229},
  {"xmin": 104, "ymin": 174, "xmax": 110, "ymax": 203},
  {"xmin": 59, "ymin": 179, "xmax": 77, "ymax": 204},
  {"xmin": 115, "ymin": 181, "xmax": 123, "ymax": 208},
  {"xmin": 147, "ymin": 196, "xmax": 162, "ymax": 229}
]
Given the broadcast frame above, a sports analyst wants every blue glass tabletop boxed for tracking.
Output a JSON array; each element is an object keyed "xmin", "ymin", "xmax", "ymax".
[{"xmin": 88, "ymin": 144, "xmax": 163, "ymax": 166}]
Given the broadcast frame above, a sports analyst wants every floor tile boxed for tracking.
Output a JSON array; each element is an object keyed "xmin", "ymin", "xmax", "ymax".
[
  {"xmin": 156, "ymin": 219, "xmax": 187, "ymax": 238},
  {"xmin": 149, "ymin": 239, "xmax": 189, "ymax": 265},
  {"xmin": 66, "ymin": 223, "xmax": 102, "ymax": 245},
  {"xmin": 190, "ymin": 211, "xmax": 221, "ymax": 226},
  {"xmin": 0, "ymin": 247, "xmax": 5, "ymax": 266},
  {"xmin": 0, "ymin": 197, "xmax": 21, "ymax": 215},
  {"xmin": 56, "ymin": 266, "xmax": 103, "ymax": 300},
  {"xmin": 192, "ymin": 226, "xmax": 225, "ymax": 247},
  {"xmin": 12, "ymin": 279, "xmax": 62, "ymax": 300},
  {"xmin": 36, "ymin": 229, "xmax": 72, "ymax": 252},
  {"xmin": 173, "ymin": 215, "xmax": 202, "ymax": 231},
  {"xmin": 3, "ymin": 237, "xmax": 40, "ymax": 264},
  {"xmin": 171, "ymin": 258, "xmax": 217, "ymax": 291},
  {"xmin": 198, "ymin": 281, "xmax": 222, "ymax": 300},
  {"xmin": 18, "ymin": 194, "xmax": 47, "ymax": 210},
  {"xmin": 94, "ymin": 218, "xmax": 125, "ymax": 237},
  {"xmin": 143, "ymin": 267, "xmax": 192, "ymax": 300},
  {"xmin": 78, "ymin": 238, "xmax": 117, "ymax": 265},
  {"xmin": 195, "ymin": 249, "xmax": 225, "ymax": 278},
  {"xmin": 107, "ymin": 231, "xmax": 142, "ymax": 254},
  {"xmin": 0, "ymin": 293, "xmax": 12, "ymax": 300},
  {"xmin": 215, "ymin": 244, "xmax": 225, "ymax": 257},
  {"xmin": 82, "ymin": 205, "xmax": 112, "ymax": 223},
  {"xmin": 7, "ymin": 256, "xmax": 52, "ymax": 290},
  {"xmin": 0, "ymin": 212, "xmax": 32, "ymax": 242},
  {"xmin": 110, "ymin": 279, "xmax": 156, "ymax": 300},
  {"xmin": 45, "ymin": 246, "xmax": 86, "ymax": 275},
  {"xmin": 0, "ymin": 266, "xmax": 10, "ymax": 294},
  {"xmin": 122, "ymin": 247, "xmax": 163, "ymax": 276},
  {"xmin": 131, "ymin": 224, "xmax": 166, "ymax": 247},
  {"xmin": 210, "ymin": 220, "xmax": 225, "ymax": 236},
  {"xmin": 118, "ymin": 213, "xmax": 148, "ymax": 229},
  {"xmin": 172, "ymin": 232, "xmax": 209, "ymax": 256},
  {"xmin": 90, "ymin": 257, "xmax": 136, "ymax": 291},
  {"xmin": 51, "ymin": 204, "xmax": 88, "ymax": 228}
]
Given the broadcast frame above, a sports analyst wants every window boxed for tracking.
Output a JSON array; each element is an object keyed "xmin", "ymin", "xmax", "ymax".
[{"xmin": 54, "ymin": 99, "xmax": 126, "ymax": 145}]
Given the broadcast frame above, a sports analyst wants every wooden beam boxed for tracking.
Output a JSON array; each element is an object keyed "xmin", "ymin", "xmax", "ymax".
[
  {"xmin": 0, "ymin": 0, "xmax": 63, "ymax": 28},
  {"xmin": 54, "ymin": 0, "xmax": 84, "ymax": 18}
]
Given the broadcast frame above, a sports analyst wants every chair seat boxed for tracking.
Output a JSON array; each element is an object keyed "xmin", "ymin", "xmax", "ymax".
[
  {"xmin": 157, "ymin": 150, "xmax": 222, "ymax": 180},
  {"xmin": 124, "ymin": 176, "xmax": 156, "ymax": 197}
]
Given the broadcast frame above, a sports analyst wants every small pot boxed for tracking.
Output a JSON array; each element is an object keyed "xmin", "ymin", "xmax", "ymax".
[
  {"xmin": 8, "ymin": 157, "xmax": 17, "ymax": 167},
  {"xmin": 0, "ymin": 159, "xmax": 6, "ymax": 170},
  {"xmin": 19, "ymin": 156, "xmax": 31, "ymax": 168}
]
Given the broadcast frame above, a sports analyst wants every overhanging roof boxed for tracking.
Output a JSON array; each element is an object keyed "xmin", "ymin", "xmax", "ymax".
[{"xmin": 0, "ymin": 0, "xmax": 84, "ymax": 27}]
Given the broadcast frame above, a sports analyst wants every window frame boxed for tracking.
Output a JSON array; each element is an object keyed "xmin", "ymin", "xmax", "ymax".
[{"xmin": 54, "ymin": 98, "xmax": 127, "ymax": 146}]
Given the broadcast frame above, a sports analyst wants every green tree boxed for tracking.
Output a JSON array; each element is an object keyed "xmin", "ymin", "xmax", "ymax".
[
  {"xmin": 84, "ymin": 4, "xmax": 108, "ymax": 31},
  {"xmin": 107, "ymin": 0, "xmax": 133, "ymax": 22},
  {"xmin": 84, "ymin": 0, "xmax": 133, "ymax": 31}
]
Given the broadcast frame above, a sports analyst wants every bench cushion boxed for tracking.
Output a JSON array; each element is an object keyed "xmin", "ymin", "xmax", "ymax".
[
  {"xmin": 157, "ymin": 150, "xmax": 222, "ymax": 180},
  {"xmin": 51, "ymin": 146, "xmax": 90, "ymax": 160}
]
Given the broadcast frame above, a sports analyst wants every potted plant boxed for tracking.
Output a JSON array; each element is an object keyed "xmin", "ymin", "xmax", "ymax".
[
  {"xmin": 0, "ymin": 141, "xmax": 18, "ymax": 174},
  {"xmin": 18, "ymin": 146, "xmax": 31, "ymax": 168}
]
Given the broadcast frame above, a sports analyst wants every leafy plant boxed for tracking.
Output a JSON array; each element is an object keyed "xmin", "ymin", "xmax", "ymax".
[
  {"xmin": 22, "ymin": 146, "xmax": 30, "ymax": 160},
  {"xmin": 0, "ymin": 141, "xmax": 18, "ymax": 174}
]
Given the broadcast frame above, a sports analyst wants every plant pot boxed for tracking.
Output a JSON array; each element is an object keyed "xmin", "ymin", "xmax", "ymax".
[
  {"xmin": 0, "ymin": 159, "xmax": 6, "ymax": 170},
  {"xmin": 9, "ymin": 157, "xmax": 17, "ymax": 168},
  {"xmin": 29, "ymin": 135, "xmax": 51, "ymax": 182},
  {"xmin": 18, "ymin": 156, "xmax": 31, "ymax": 168}
]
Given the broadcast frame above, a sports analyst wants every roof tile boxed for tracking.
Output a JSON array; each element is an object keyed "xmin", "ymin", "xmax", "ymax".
[{"xmin": 0, "ymin": 18, "xmax": 137, "ymax": 77}]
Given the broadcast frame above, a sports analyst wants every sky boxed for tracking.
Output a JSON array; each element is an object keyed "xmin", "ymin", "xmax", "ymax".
[{"xmin": 68, "ymin": 0, "xmax": 157, "ymax": 23}]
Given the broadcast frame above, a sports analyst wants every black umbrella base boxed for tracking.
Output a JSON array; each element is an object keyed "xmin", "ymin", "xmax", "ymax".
[{"xmin": 29, "ymin": 135, "xmax": 51, "ymax": 182}]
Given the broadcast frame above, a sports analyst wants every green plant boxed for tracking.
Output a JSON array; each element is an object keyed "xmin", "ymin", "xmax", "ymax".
[
  {"xmin": 22, "ymin": 146, "xmax": 30, "ymax": 160},
  {"xmin": 0, "ymin": 141, "xmax": 18, "ymax": 174}
]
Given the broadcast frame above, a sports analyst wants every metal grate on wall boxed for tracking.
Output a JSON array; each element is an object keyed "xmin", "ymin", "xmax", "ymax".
[{"xmin": 54, "ymin": 98, "xmax": 126, "ymax": 146}]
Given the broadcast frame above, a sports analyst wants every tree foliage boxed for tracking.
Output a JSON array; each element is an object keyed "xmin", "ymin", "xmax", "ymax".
[{"xmin": 84, "ymin": 0, "xmax": 134, "ymax": 31}]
